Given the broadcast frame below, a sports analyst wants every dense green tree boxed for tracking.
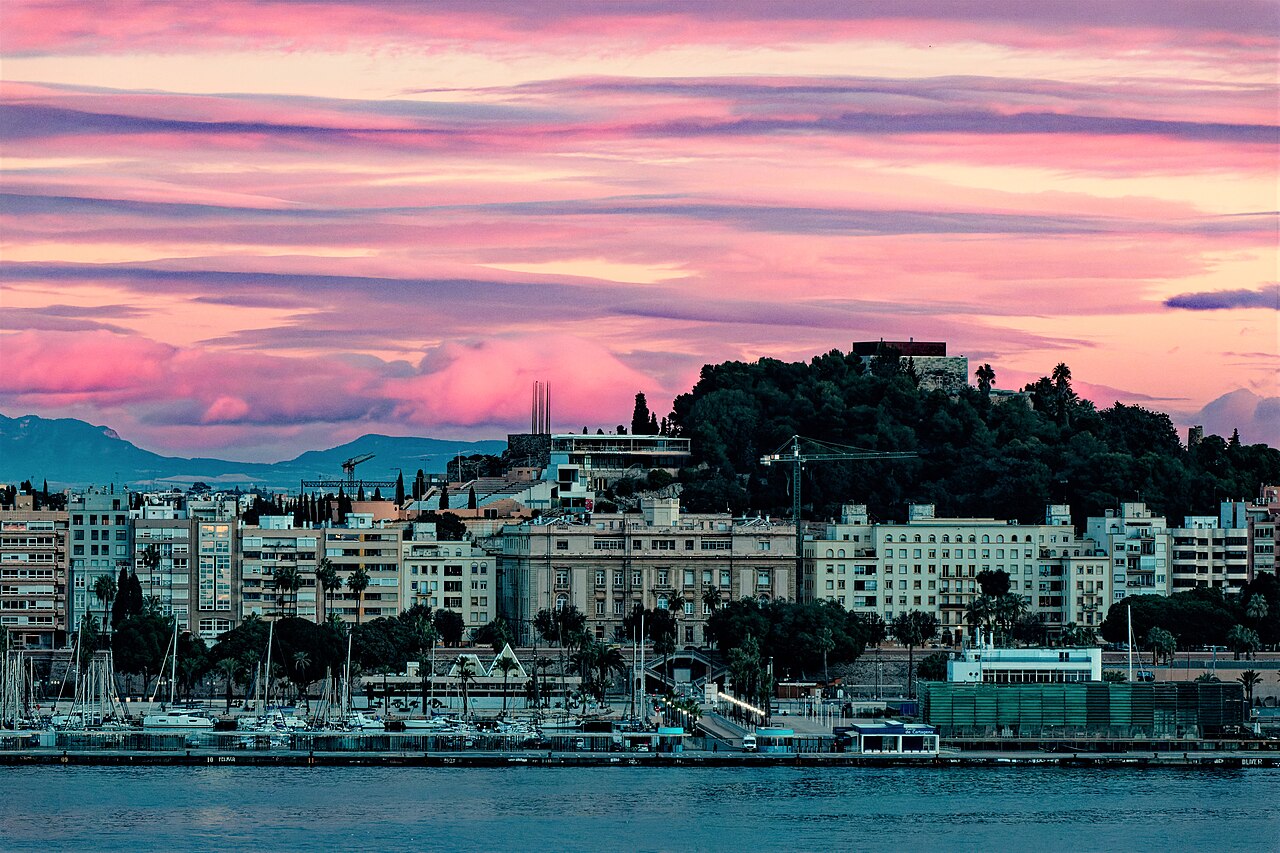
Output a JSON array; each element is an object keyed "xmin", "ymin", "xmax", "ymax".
[
  {"xmin": 916, "ymin": 652, "xmax": 950, "ymax": 681},
  {"xmin": 112, "ymin": 605, "xmax": 172, "ymax": 698},
  {"xmin": 433, "ymin": 609, "xmax": 466, "ymax": 647},
  {"xmin": 631, "ymin": 392, "xmax": 654, "ymax": 436},
  {"xmin": 394, "ymin": 471, "xmax": 405, "ymax": 506},
  {"xmin": 473, "ymin": 616, "xmax": 515, "ymax": 653}
]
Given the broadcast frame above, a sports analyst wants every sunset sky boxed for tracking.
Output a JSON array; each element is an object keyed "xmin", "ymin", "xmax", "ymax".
[{"xmin": 2, "ymin": 1, "xmax": 1277, "ymax": 461}]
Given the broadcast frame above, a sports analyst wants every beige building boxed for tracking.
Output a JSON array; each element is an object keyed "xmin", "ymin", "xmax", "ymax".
[
  {"xmin": 401, "ymin": 524, "xmax": 496, "ymax": 634},
  {"xmin": 324, "ymin": 517, "xmax": 403, "ymax": 624},
  {"xmin": 494, "ymin": 498, "xmax": 796, "ymax": 645},
  {"xmin": 240, "ymin": 517, "xmax": 322, "ymax": 621},
  {"xmin": 0, "ymin": 504, "xmax": 69, "ymax": 649}
]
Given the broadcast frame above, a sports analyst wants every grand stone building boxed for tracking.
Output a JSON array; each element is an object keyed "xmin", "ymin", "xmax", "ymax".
[{"xmin": 493, "ymin": 498, "xmax": 796, "ymax": 646}]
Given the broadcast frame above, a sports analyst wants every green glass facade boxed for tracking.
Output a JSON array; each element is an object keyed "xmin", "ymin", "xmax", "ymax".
[{"xmin": 922, "ymin": 682, "xmax": 1245, "ymax": 738}]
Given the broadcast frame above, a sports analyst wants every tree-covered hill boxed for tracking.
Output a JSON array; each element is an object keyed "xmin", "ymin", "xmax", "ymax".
[{"xmin": 667, "ymin": 349, "xmax": 1280, "ymax": 525}]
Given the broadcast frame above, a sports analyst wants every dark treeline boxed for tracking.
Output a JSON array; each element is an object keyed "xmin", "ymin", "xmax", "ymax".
[{"xmin": 668, "ymin": 349, "xmax": 1280, "ymax": 525}]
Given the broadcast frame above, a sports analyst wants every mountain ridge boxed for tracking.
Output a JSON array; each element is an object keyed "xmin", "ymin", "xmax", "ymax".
[{"xmin": 0, "ymin": 414, "xmax": 507, "ymax": 489}]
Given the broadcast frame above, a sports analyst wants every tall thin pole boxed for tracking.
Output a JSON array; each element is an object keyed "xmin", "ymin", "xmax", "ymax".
[{"xmin": 1127, "ymin": 606, "xmax": 1134, "ymax": 683}]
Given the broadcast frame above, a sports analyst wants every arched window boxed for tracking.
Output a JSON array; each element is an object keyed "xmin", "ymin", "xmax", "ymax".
[
  {"xmin": 981, "ymin": 535, "xmax": 990, "ymax": 544},
  {"xmin": 968, "ymin": 535, "xmax": 976, "ymax": 543},
  {"xmin": 826, "ymin": 549, "xmax": 834, "ymax": 558},
  {"xmin": 898, "ymin": 535, "xmax": 907, "ymax": 543},
  {"xmin": 657, "ymin": 595, "xmax": 669, "ymax": 610},
  {"xmin": 837, "ymin": 549, "xmax": 845, "ymax": 558},
  {"xmin": 942, "ymin": 535, "xmax": 950, "ymax": 543},
  {"xmin": 996, "ymin": 535, "xmax": 1004, "ymax": 543},
  {"xmin": 555, "ymin": 594, "xmax": 569, "ymax": 610},
  {"xmin": 914, "ymin": 535, "xmax": 921, "ymax": 543},
  {"xmin": 928, "ymin": 535, "xmax": 936, "ymax": 543}
]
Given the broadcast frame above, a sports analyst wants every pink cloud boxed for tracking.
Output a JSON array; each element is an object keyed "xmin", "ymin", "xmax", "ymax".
[{"xmin": 387, "ymin": 335, "xmax": 664, "ymax": 430}]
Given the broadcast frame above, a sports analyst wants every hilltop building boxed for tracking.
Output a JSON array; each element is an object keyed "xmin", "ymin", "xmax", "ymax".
[{"xmin": 850, "ymin": 340, "xmax": 968, "ymax": 392}]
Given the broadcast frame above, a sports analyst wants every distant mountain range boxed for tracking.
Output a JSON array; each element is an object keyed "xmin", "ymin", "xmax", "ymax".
[{"xmin": 0, "ymin": 414, "xmax": 506, "ymax": 490}]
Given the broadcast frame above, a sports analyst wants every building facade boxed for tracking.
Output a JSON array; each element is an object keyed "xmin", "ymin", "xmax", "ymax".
[
  {"xmin": 0, "ymin": 505, "xmax": 69, "ymax": 648},
  {"xmin": 68, "ymin": 487, "xmax": 133, "ymax": 628},
  {"xmin": 495, "ymin": 498, "xmax": 796, "ymax": 645},
  {"xmin": 809, "ymin": 504, "xmax": 1109, "ymax": 644},
  {"xmin": 402, "ymin": 524, "xmax": 496, "ymax": 633}
]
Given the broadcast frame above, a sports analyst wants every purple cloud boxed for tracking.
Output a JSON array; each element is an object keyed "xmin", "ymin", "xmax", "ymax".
[{"xmin": 1164, "ymin": 284, "xmax": 1280, "ymax": 310}]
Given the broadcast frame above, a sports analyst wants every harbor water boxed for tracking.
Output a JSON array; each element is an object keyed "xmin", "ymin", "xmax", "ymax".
[{"xmin": 2, "ymin": 765, "xmax": 1277, "ymax": 851}]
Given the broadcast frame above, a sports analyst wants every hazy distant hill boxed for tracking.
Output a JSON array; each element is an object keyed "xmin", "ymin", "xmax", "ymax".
[{"xmin": 0, "ymin": 414, "xmax": 506, "ymax": 489}]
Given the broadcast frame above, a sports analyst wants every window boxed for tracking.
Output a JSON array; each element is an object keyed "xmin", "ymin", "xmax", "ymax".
[
  {"xmin": 595, "ymin": 600, "xmax": 606, "ymax": 614},
  {"xmin": 757, "ymin": 541, "xmax": 771, "ymax": 551},
  {"xmin": 632, "ymin": 570, "xmax": 642, "ymax": 586},
  {"xmin": 757, "ymin": 570, "xmax": 771, "ymax": 587},
  {"xmin": 614, "ymin": 570, "xmax": 625, "ymax": 586},
  {"xmin": 683, "ymin": 570, "xmax": 695, "ymax": 586},
  {"xmin": 555, "ymin": 569, "xmax": 569, "ymax": 587},
  {"xmin": 720, "ymin": 569, "xmax": 731, "ymax": 587},
  {"xmin": 556, "ymin": 540, "xmax": 569, "ymax": 550},
  {"xmin": 555, "ymin": 594, "xmax": 568, "ymax": 610},
  {"xmin": 595, "ymin": 570, "xmax": 606, "ymax": 587}
]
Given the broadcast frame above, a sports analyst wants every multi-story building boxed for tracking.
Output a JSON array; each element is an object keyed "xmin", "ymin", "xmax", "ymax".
[
  {"xmin": 324, "ymin": 516, "xmax": 403, "ymax": 624},
  {"xmin": 1240, "ymin": 486, "xmax": 1277, "ymax": 579},
  {"xmin": 402, "ymin": 524, "xmax": 496, "ymax": 633},
  {"xmin": 68, "ymin": 487, "xmax": 133, "ymax": 628},
  {"xmin": 0, "ymin": 500, "xmax": 69, "ymax": 648},
  {"xmin": 809, "ymin": 503, "xmax": 1109, "ymax": 643},
  {"xmin": 544, "ymin": 433, "xmax": 691, "ymax": 512},
  {"xmin": 495, "ymin": 498, "xmax": 796, "ymax": 645},
  {"xmin": 240, "ymin": 516, "xmax": 321, "ymax": 621},
  {"xmin": 194, "ymin": 519, "xmax": 237, "ymax": 638},
  {"xmin": 1170, "ymin": 512, "xmax": 1251, "ymax": 595},
  {"xmin": 133, "ymin": 518, "xmax": 194, "ymax": 621},
  {"xmin": 1085, "ymin": 503, "xmax": 1172, "ymax": 603}
]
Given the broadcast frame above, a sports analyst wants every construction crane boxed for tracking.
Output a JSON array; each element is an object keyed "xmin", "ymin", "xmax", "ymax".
[
  {"xmin": 760, "ymin": 435, "xmax": 916, "ymax": 601},
  {"xmin": 300, "ymin": 452, "xmax": 396, "ymax": 494},
  {"xmin": 342, "ymin": 453, "xmax": 375, "ymax": 489}
]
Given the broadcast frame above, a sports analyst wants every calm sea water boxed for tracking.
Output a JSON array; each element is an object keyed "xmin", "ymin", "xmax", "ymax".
[{"xmin": 1, "ymin": 766, "xmax": 1277, "ymax": 852}]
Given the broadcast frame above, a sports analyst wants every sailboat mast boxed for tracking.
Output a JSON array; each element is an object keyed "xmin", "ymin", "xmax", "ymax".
[
  {"xmin": 1127, "ymin": 606, "xmax": 1134, "ymax": 683},
  {"xmin": 170, "ymin": 619, "xmax": 178, "ymax": 705},
  {"xmin": 264, "ymin": 620, "xmax": 274, "ymax": 707},
  {"xmin": 342, "ymin": 632, "xmax": 353, "ymax": 713}
]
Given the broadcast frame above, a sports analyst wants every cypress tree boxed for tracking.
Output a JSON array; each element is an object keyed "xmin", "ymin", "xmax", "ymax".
[{"xmin": 394, "ymin": 472, "xmax": 405, "ymax": 505}]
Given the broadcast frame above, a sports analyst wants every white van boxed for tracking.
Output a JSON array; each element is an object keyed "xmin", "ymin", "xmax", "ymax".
[{"xmin": 742, "ymin": 734, "xmax": 757, "ymax": 752}]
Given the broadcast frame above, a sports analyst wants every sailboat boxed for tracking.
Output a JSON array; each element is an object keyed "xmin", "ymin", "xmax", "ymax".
[{"xmin": 143, "ymin": 619, "xmax": 213, "ymax": 730}]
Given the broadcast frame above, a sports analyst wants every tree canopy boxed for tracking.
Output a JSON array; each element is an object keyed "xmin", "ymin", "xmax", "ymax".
[{"xmin": 668, "ymin": 349, "xmax": 1279, "ymax": 523}]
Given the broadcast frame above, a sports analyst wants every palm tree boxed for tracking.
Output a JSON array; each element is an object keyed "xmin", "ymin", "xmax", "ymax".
[
  {"xmin": 347, "ymin": 566, "xmax": 371, "ymax": 625},
  {"xmin": 291, "ymin": 651, "xmax": 311, "ymax": 701},
  {"xmin": 93, "ymin": 574, "xmax": 117, "ymax": 633},
  {"xmin": 701, "ymin": 585, "xmax": 721, "ymax": 615},
  {"xmin": 494, "ymin": 656, "xmax": 519, "ymax": 715},
  {"xmin": 1146, "ymin": 627, "xmax": 1177, "ymax": 666},
  {"xmin": 1238, "ymin": 670, "xmax": 1262, "ymax": 708},
  {"xmin": 993, "ymin": 595, "xmax": 1028, "ymax": 646},
  {"xmin": 316, "ymin": 558, "xmax": 342, "ymax": 622},
  {"xmin": 594, "ymin": 645, "xmax": 626, "ymax": 702},
  {"xmin": 1246, "ymin": 595, "xmax": 1269, "ymax": 625},
  {"xmin": 975, "ymin": 363, "xmax": 996, "ymax": 397},
  {"xmin": 891, "ymin": 610, "xmax": 939, "ymax": 699},
  {"xmin": 140, "ymin": 543, "xmax": 161, "ymax": 600},
  {"xmin": 217, "ymin": 656, "xmax": 240, "ymax": 713},
  {"xmin": 454, "ymin": 655, "xmax": 477, "ymax": 717},
  {"xmin": 1059, "ymin": 623, "xmax": 1095, "ymax": 647},
  {"xmin": 274, "ymin": 565, "xmax": 302, "ymax": 618},
  {"xmin": 1051, "ymin": 362, "xmax": 1075, "ymax": 427},
  {"xmin": 964, "ymin": 595, "xmax": 995, "ymax": 642}
]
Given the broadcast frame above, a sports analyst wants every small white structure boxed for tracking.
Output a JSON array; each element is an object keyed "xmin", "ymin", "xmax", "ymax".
[
  {"xmin": 947, "ymin": 644, "xmax": 1102, "ymax": 684},
  {"xmin": 843, "ymin": 722, "xmax": 938, "ymax": 755}
]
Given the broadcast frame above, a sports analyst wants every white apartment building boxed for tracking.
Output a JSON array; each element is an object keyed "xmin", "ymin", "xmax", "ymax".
[
  {"xmin": 401, "ymin": 524, "xmax": 496, "ymax": 633},
  {"xmin": 495, "ymin": 498, "xmax": 795, "ymax": 645},
  {"xmin": 1085, "ymin": 503, "xmax": 1171, "ymax": 602},
  {"xmin": 810, "ymin": 504, "xmax": 1109, "ymax": 643},
  {"xmin": 543, "ymin": 433, "xmax": 691, "ymax": 512},
  {"xmin": 133, "ymin": 519, "xmax": 193, "ymax": 622}
]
